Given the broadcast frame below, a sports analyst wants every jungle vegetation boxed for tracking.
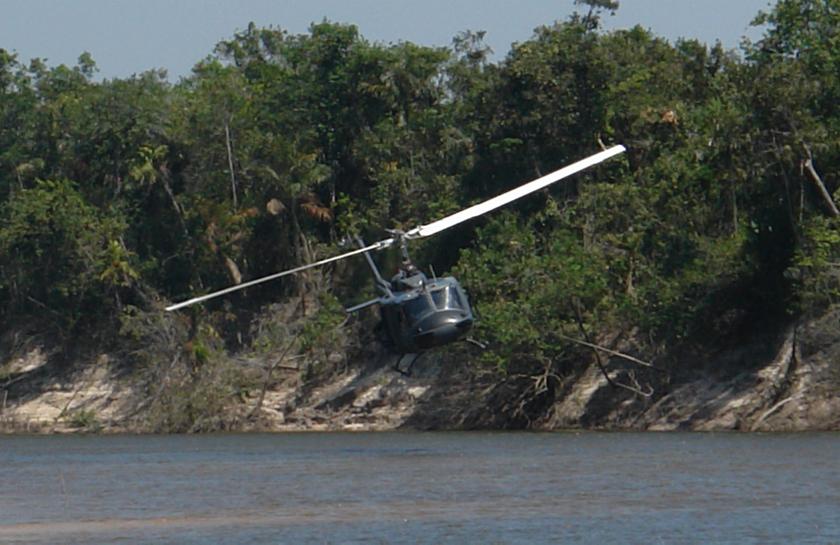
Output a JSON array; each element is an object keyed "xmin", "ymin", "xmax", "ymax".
[{"xmin": 2, "ymin": 0, "xmax": 840, "ymax": 429}]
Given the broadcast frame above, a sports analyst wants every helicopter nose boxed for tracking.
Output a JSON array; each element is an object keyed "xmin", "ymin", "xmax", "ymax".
[{"xmin": 414, "ymin": 311, "xmax": 473, "ymax": 350}]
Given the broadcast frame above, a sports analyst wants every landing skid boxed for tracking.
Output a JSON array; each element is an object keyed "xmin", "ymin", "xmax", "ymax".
[
  {"xmin": 391, "ymin": 337, "xmax": 485, "ymax": 376},
  {"xmin": 393, "ymin": 352, "xmax": 426, "ymax": 376}
]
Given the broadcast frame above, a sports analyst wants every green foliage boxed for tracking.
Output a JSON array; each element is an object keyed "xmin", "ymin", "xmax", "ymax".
[
  {"xmin": 300, "ymin": 292, "xmax": 346, "ymax": 353},
  {"xmin": 0, "ymin": 179, "xmax": 128, "ymax": 325},
  {"xmin": 455, "ymin": 213, "xmax": 611, "ymax": 369},
  {"xmin": 794, "ymin": 215, "xmax": 840, "ymax": 308},
  {"xmin": 99, "ymin": 240, "xmax": 140, "ymax": 289},
  {"xmin": 3, "ymin": 6, "xmax": 840, "ymax": 388},
  {"xmin": 751, "ymin": 0, "xmax": 840, "ymax": 117}
]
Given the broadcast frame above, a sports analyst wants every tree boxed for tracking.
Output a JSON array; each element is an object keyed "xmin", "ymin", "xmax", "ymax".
[
  {"xmin": 746, "ymin": 0, "xmax": 840, "ymax": 311},
  {"xmin": 0, "ymin": 179, "xmax": 127, "ymax": 328}
]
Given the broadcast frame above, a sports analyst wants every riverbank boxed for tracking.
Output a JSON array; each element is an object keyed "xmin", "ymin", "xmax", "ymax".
[{"xmin": 2, "ymin": 307, "xmax": 839, "ymax": 434}]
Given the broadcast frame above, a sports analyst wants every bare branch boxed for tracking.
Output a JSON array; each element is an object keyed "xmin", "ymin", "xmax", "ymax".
[
  {"xmin": 802, "ymin": 143, "xmax": 839, "ymax": 217},
  {"xmin": 247, "ymin": 331, "xmax": 302, "ymax": 421}
]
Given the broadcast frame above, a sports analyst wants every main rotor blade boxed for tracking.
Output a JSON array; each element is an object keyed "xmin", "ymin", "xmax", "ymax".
[
  {"xmin": 405, "ymin": 145, "xmax": 625, "ymax": 240},
  {"xmin": 165, "ymin": 238, "xmax": 394, "ymax": 312}
]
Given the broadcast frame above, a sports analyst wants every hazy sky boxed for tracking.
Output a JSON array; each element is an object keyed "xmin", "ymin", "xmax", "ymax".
[{"xmin": 2, "ymin": 0, "xmax": 773, "ymax": 81}]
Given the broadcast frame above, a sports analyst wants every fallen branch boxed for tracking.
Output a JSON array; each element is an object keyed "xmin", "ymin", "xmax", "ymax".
[
  {"xmin": 556, "ymin": 333, "xmax": 658, "ymax": 370},
  {"xmin": 569, "ymin": 301, "xmax": 654, "ymax": 398},
  {"xmin": 750, "ymin": 395, "xmax": 797, "ymax": 432},
  {"xmin": 2, "ymin": 373, "xmax": 32, "ymax": 389}
]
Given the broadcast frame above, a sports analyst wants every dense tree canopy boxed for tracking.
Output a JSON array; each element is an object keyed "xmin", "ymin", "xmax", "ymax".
[{"xmin": 2, "ymin": 1, "xmax": 839, "ymax": 380}]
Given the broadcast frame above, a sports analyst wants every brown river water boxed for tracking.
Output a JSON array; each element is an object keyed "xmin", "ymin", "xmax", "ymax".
[{"xmin": 1, "ymin": 432, "xmax": 838, "ymax": 544}]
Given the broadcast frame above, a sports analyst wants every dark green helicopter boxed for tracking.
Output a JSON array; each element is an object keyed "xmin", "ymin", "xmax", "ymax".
[{"xmin": 166, "ymin": 145, "xmax": 625, "ymax": 368}]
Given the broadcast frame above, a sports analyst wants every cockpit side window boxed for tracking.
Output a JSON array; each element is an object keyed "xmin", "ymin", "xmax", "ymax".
[{"xmin": 404, "ymin": 295, "xmax": 433, "ymax": 321}]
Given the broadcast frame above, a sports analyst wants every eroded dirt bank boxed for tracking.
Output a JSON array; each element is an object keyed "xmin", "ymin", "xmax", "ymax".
[{"xmin": 2, "ymin": 308, "xmax": 838, "ymax": 433}]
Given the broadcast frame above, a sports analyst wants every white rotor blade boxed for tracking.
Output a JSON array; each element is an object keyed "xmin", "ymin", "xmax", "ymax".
[
  {"xmin": 405, "ymin": 145, "xmax": 625, "ymax": 239},
  {"xmin": 165, "ymin": 238, "xmax": 394, "ymax": 311}
]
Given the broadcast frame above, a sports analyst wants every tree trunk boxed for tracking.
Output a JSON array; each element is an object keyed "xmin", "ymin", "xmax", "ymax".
[
  {"xmin": 731, "ymin": 182, "xmax": 738, "ymax": 234},
  {"xmin": 224, "ymin": 119, "xmax": 238, "ymax": 211}
]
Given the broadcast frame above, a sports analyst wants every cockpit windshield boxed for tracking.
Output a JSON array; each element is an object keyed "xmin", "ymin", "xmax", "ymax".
[
  {"xmin": 430, "ymin": 285, "xmax": 465, "ymax": 310},
  {"xmin": 430, "ymin": 288, "xmax": 447, "ymax": 309},
  {"xmin": 403, "ymin": 284, "xmax": 467, "ymax": 323}
]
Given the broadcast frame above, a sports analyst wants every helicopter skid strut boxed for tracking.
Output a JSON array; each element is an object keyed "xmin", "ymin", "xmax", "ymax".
[
  {"xmin": 392, "ymin": 337, "xmax": 484, "ymax": 376},
  {"xmin": 393, "ymin": 352, "xmax": 425, "ymax": 376}
]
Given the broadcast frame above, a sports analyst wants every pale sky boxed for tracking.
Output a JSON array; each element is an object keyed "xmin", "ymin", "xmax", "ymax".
[{"xmin": 2, "ymin": 0, "xmax": 773, "ymax": 81}]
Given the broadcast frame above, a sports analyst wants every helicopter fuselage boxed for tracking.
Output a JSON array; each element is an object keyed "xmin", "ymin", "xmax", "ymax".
[{"xmin": 378, "ymin": 272, "xmax": 474, "ymax": 353}]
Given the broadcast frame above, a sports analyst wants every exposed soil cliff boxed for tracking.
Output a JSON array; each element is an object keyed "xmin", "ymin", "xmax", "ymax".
[{"xmin": 2, "ymin": 308, "xmax": 838, "ymax": 433}]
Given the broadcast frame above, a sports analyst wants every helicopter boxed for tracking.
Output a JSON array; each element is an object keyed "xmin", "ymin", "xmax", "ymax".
[{"xmin": 166, "ymin": 145, "xmax": 626, "ymax": 368}]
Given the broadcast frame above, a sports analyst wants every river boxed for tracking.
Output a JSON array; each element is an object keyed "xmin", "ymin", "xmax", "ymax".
[{"xmin": 1, "ymin": 432, "xmax": 838, "ymax": 544}]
